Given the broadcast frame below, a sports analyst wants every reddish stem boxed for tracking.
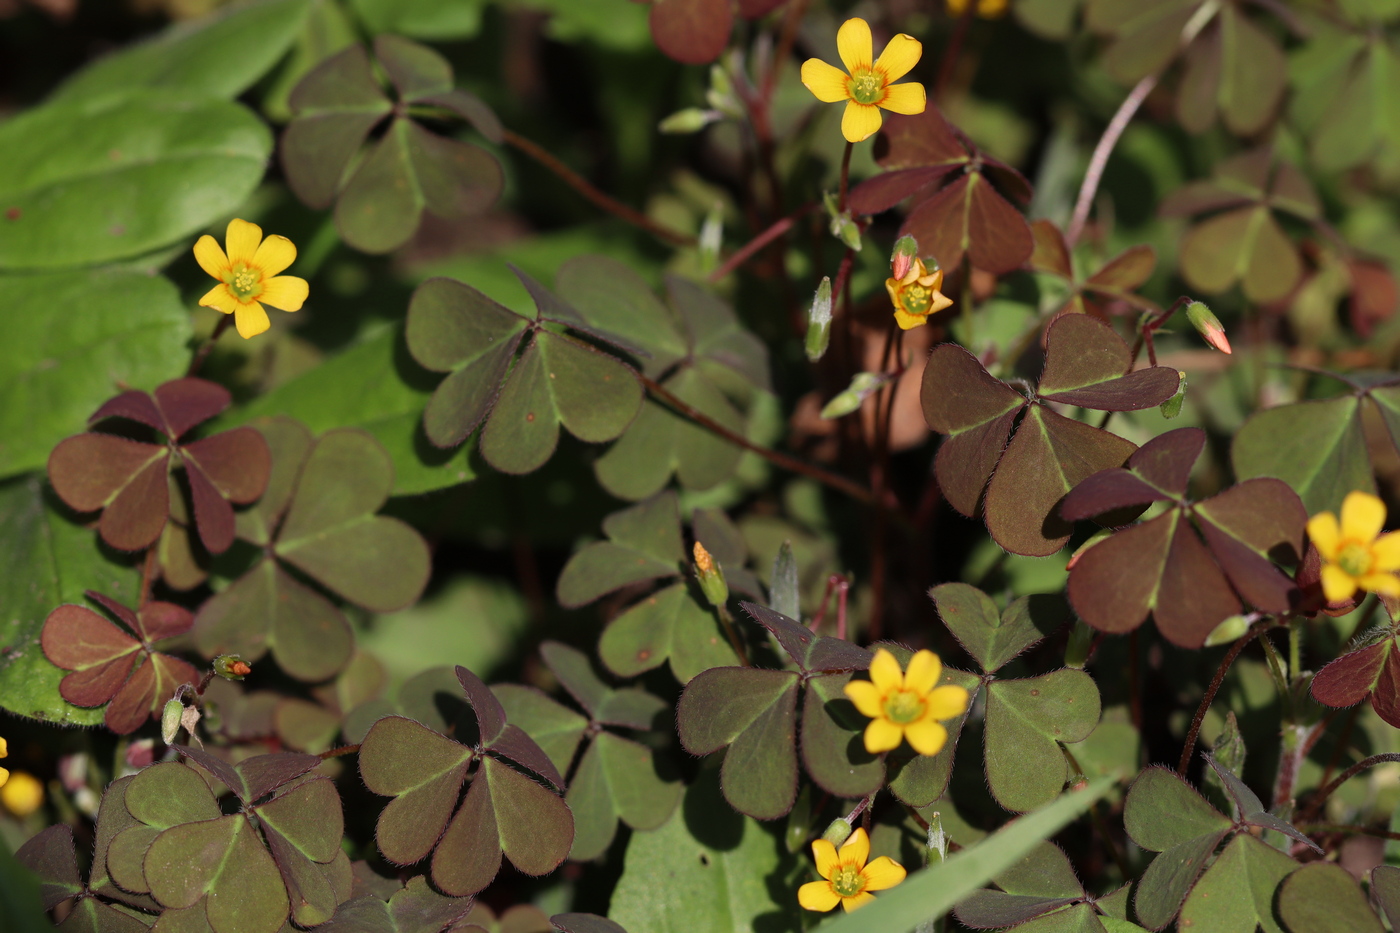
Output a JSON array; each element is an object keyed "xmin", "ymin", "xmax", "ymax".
[
  {"xmin": 1177, "ymin": 622, "xmax": 1269, "ymax": 775},
  {"xmin": 187, "ymin": 314, "xmax": 233, "ymax": 378}
]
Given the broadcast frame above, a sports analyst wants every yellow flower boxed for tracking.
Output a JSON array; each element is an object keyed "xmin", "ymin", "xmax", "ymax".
[
  {"xmin": 798, "ymin": 827, "xmax": 905, "ymax": 912},
  {"xmin": 947, "ymin": 0, "xmax": 1010, "ymax": 18},
  {"xmin": 844, "ymin": 648, "xmax": 970, "ymax": 755},
  {"xmin": 886, "ymin": 257, "xmax": 953, "ymax": 330},
  {"xmin": 0, "ymin": 735, "xmax": 7, "ymax": 788},
  {"xmin": 194, "ymin": 218, "xmax": 309, "ymax": 340},
  {"xmin": 1307, "ymin": 491, "xmax": 1400, "ymax": 603},
  {"xmin": 801, "ymin": 18, "xmax": 927, "ymax": 143},
  {"xmin": 1, "ymin": 771, "xmax": 43, "ymax": 817}
]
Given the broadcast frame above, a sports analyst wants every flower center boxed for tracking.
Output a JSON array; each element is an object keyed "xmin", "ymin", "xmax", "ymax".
[
  {"xmin": 1337, "ymin": 540, "xmax": 1374, "ymax": 578},
  {"xmin": 831, "ymin": 864, "xmax": 866, "ymax": 898},
  {"xmin": 882, "ymin": 688, "xmax": 926, "ymax": 724},
  {"xmin": 900, "ymin": 283, "xmax": 932, "ymax": 316},
  {"xmin": 226, "ymin": 264, "xmax": 264, "ymax": 301},
  {"xmin": 848, "ymin": 70, "xmax": 885, "ymax": 105}
]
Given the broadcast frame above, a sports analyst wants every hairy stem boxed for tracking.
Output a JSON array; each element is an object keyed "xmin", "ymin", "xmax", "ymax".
[
  {"xmin": 1300, "ymin": 754, "xmax": 1400, "ymax": 823},
  {"xmin": 1064, "ymin": 74, "xmax": 1158, "ymax": 247},
  {"xmin": 1178, "ymin": 622, "xmax": 1268, "ymax": 775},
  {"xmin": 708, "ymin": 206, "xmax": 812, "ymax": 283},
  {"xmin": 502, "ymin": 129, "xmax": 696, "ymax": 247},
  {"xmin": 187, "ymin": 314, "xmax": 233, "ymax": 378},
  {"xmin": 637, "ymin": 371, "xmax": 874, "ymax": 503}
]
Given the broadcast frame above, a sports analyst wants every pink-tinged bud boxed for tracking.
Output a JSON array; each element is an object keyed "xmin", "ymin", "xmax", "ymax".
[
  {"xmin": 1186, "ymin": 301, "xmax": 1231, "ymax": 354},
  {"xmin": 891, "ymin": 235, "xmax": 919, "ymax": 280}
]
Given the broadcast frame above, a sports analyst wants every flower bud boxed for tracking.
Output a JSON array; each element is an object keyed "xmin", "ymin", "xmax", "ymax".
[
  {"xmin": 1159, "ymin": 372, "xmax": 1187, "ymax": 419},
  {"xmin": 161, "ymin": 697, "xmax": 183, "ymax": 746},
  {"xmin": 214, "ymin": 654, "xmax": 252, "ymax": 681},
  {"xmin": 891, "ymin": 235, "xmax": 919, "ymax": 280},
  {"xmin": 693, "ymin": 541, "xmax": 729, "ymax": 607},
  {"xmin": 699, "ymin": 203, "xmax": 723, "ymax": 274},
  {"xmin": 1186, "ymin": 301, "xmax": 1231, "ymax": 354},
  {"xmin": 821, "ymin": 817, "xmax": 853, "ymax": 847},
  {"xmin": 820, "ymin": 372, "xmax": 889, "ymax": 419},
  {"xmin": 925, "ymin": 811, "xmax": 948, "ymax": 866},
  {"xmin": 806, "ymin": 276, "xmax": 833, "ymax": 361},
  {"xmin": 659, "ymin": 108, "xmax": 721, "ymax": 134},
  {"xmin": 823, "ymin": 191, "xmax": 862, "ymax": 251},
  {"xmin": 1204, "ymin": 614, "xmax": 1250, "ymax": 647}
]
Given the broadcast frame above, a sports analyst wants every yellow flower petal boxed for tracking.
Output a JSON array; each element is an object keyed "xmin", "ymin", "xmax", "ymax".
[
  {"xmin": 1358, "ymin": 571, "xmax": 1400, "ymax": 597},
  {"xmin": 234, "ymin": 302, "xmax": 271, "ymax": 339},
  {"xmin": 252, "ymin": 234, "xmax": 297, "ymax": 277},
  {"xmin": 862, "ymin": 856, "xmax": 907, "ymax": 891},
  {"xmin": 225, "ymin": 218, "xmax": 263, "ymax": 265},
  {"xmin": 841, "ymin": 891, "xmax": 876, "ymax": 912},
  {"xmin": 894, "ymin": 307, "xmax": 927, "ymax": 329},
  {"xmin": 840, "ymin": 827, "xmax": 870, "ymax": 867},
  {"xmin": 1340, "ymin": 491, "xmax": 1386, "ymax": 543},
  {"xmin": 903, "ymin": 650, "xmax": 941, "ymax": 695},
  {"xmin": 868, "ymin": 648, "xmax": 904, "ymax": 693},
  {"xmin": 1320, "ymin": 564, "xmax": 1360, "ymax": 604},
  {"xmin": 0, "ymin": 767, "xmax": 7, "ymax": 789},
  {"xmin": 802, "ymin": 58, "xmax": 853, "ymax": 103},
  {"xmin": 0, "ymin": 736, "xmax": 8, "ymax": 757},
  {"xmin": 1306, "ymin": 512, "xmax": 1341, "ymax": 561},
  {"xmin": 841, "ymin": 101, "xmax": 883, "ymax": 142},
  {"xmin": 1, "ymin": 771, "xmax": 42, "ymax": 817},
  {"xmin": 863, "ymin": 717, "xmax": 903, "ymax": 754},
  {"xmin": 1373, "ymin": 531, "xmax": 1400, "ymax": 571},
  {"xmin": 844, "ymin": 679, "xmax": 884, "ymax": 718},
  {"xmin": 880, "ymin": 81, "xmax": 927, "ymax": 115},
  {"xmin": 874, "ymin": 33, "xmax": 922, "ymax": 83},
  {"xmin": 928, "ymin": 290, "xmax": 955, "ymax": 315},
  {"xmin": 903, "ymin": 719, "xmax": 948, "ymax": 756},
  {"xmin": 193, "ymin": 234, "xmax": 229, "ymax": 279},
  {"xmin": 260, "ymin": 275, "xmax": 309, "ymax": 312},
  {"xmin": 927, "ymin": 684, "xmax": 970, "ymax": 720},
  {"xmin": 199, "ymin": 284, "xmax": 240, "ymax": 316},
  {"xmin": 836, "ymin": 18, "xmax": 873, "ymax": 75},
  {"xmin": 812, "ymin": 838, "xmax": 839, "ymax": 878},
  {"xmin": 799, "ymin": 880, "xmax": 841, "ymax": 912}
]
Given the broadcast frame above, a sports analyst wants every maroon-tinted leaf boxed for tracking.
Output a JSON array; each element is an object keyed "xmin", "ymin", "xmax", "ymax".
[
  {"xmin": 1037, "ymin": 315, "xmax": 1180, "ymax": 410},
  {"xmin": 847, "ymin": 166, "xmax": 962, "ymax": 216},
  {"xmin": 1061, "ymin": 470, "xmax": 1170, "ymax": 520},
  {"xmin": 456, "ymin": 664, "xmax": 508, "ymax": 745},
  {"xmin": 737, "ymin": 0, "xmax": 786, "ymax": 16},
  {"xmin": 738, "ymin": 602, "xmax": 871, "ymax": 673},
  {"xmin": 650, "ymin": 0, "xmax": 732, "ymax": 64},
  {"xmin": 902, "ymin": 172, "xmax": 1034, "ymax": 275},
  {"xmin": 1193, "ymin": 479, "xmax": 1305, "ymax": 613},
  {"xmin": 487, "ymin": 725, "xmax": 566, "ymax": 792},
  {"xmin": 1312, "ymin": 641, "xmax": 1390, "ymax": 708},
  {"xmin": 48, "ymin": 434, "xmax": 169, "ymax": 550},
  {"xmin": 15, "ymin": 824, "xmax": 81, "ymax": 910}
]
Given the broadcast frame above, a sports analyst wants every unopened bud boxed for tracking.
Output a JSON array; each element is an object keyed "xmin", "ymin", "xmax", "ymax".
[
  {"xmin": 823, "ymin": 192, "xmax": 862, "ymax": 251},
  {"xmin": 1204, "ymin": 614, "xmax": 1250, "ymax": 647},
  {"xmin": 820, "ymin": 372, "xmax": 890, "ymax": 419},
  {"xmin": 659, "ymin": 108, "xmax": 721, "ymax": 134},
  {"xmin": 806, "ymin": 277, "xmax": 833, "ymax": 361},
  {"xmin": 1159, "ymin": 373, "xmax": 1187, "ymax": 419},
  {"xmin": 693, "ymin": 542, "xmax": 729, "ymax": 607},
  {"xmin": 161, "ymin": 697, "xmax": 183, "ymax": 745},
  {"xmin": 821, "ymin": 818, "xmax": 853, "ymax": 847},
  {"xmin": 1186, "ymin": 301, "xmax": 1231, "ymax": 354},
  {"xmin": 925, "ymin": 811, "xmax": 947, "ymax": 866},
  {"xmin": 214, "ymin": 655, "xmax": 251, "ymax": 680},
  {"xmin": 699, "ymin": 203, "xmax": 723, "ymax": 274},
  {"xmin": 891, "ymin": 235, "xmax": 919, "ymax": 280}
]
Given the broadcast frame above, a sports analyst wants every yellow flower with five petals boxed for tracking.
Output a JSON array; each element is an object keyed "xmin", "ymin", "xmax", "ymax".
[
  {"xmin": 1306, "ymin": 491, "xmax": 1400, "ymax": 603},
  {"xmin": 798, "ymin": 827, "xmax": 905, "ymax": 913},
  {"xmin": 844, "ymin": 648, "xmax": 970, "ymax": 755},
  {"xmin": 887, "ymin": 256, "xmax": 953, "ymax": 330},
  {"xmin": 194, "ymin": 218, "xmax": 309, "ymax": 340},
  {"xmin": 801, "ymin": 18, "xmax": 927, "ymax": 143}
]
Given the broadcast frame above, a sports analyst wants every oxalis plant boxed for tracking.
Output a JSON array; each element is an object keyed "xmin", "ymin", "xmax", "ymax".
[{"xmin": 3, "ymin": 0, "xmax": 1400, "ymax": 931}]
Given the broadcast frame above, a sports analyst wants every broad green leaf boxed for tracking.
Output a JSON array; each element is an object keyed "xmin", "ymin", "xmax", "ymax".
[
  {"xmin": 318, "ymin": 876, "xmax": 473, "ymax": 932},
  {"xmin": 814, "ymin": 777, "xmax": 1116, "ymax": 933},
  {"xmin": 554, "ymin": 255, "xmax": 687, "ymax": 376},
  {"xmin": 931, "ymin": 584, "xmax": 1066, "ymax": 673},
  {"xmin": 1231, "ymin": 395, "xmax": 1372, "ymax": 515},
  {"xmin": 51, "ymin": 0, "xmax": 311, "ymax": 103},
  {"xmin": 494, "ymin": 684, "xmax": 588, "ymax": 777},
  {"xmin": 219, "ymin": 326, "xmax": 475, "ymax": 496},
  {"xmin": 0, "ymin": 269, "xmax": 192, "ymax": 478},
  {"xmin": 359, "ymin": 716, "xmax": 473, "ymax": 866},
  {"xmin": 1124, "ymin": 767, "xmax": 1233, "ymax": 930},
  {"xmin": 5, "ymin": 831, "xmax": 65, "ymax": 933},
  {"xmin": 556, "ymin": 493, "xmax": 685, "ymax": 608},
  {"xmin": 0, "ymin": 90, "xmax": 271, "ymax": 270},
  {"xmin": 1177, "ymin": 834, "xmax": 1295, "ymax": 933},
  {"xmin": 567, "ymin": 732, "xmax": 682, "ymax": 860},
  {"xmin": 598, "ymin": 582, "xmax": 740, "ymax": 683},
  {"xmin": 145, "ymin": 815, "xmax": 288, "ymax": 933},
  {"xmin": 677, "ymin": 667, "xmax": 801, "ymax": 820},
  {"xmin": 984, "ymin": 670, "xmax": 1102, "ymax": 812},
  {"xmin": 800, "ymin": 672, "xmax": 885, "ymax": 799},
  {"xmin": 1277, "ymin": 863, "xmax": 1385, "ymax": 933},
  {"xmin": 0, "ymin": 476, "xmax": 135, "ymax": 725},
  {"xmin": 609, "ymin": 770, "xmax": 801, "ymax": 933}
]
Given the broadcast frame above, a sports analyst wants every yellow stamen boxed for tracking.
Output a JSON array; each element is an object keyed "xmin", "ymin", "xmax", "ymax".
[
  {"xmin": 1337, "ymin": 541, "xmax": 1374, "ymax": 578},
  {"xmin": 832, "ymin": 865, "xmax": 865, "ymax": 897},
  {"xmin": 882, "ymin": 689, "xmax": 925, "ymax": 724},
  {"xmin": 847, "ymin": 71, "xmax": 884, "ymax": 105}
]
